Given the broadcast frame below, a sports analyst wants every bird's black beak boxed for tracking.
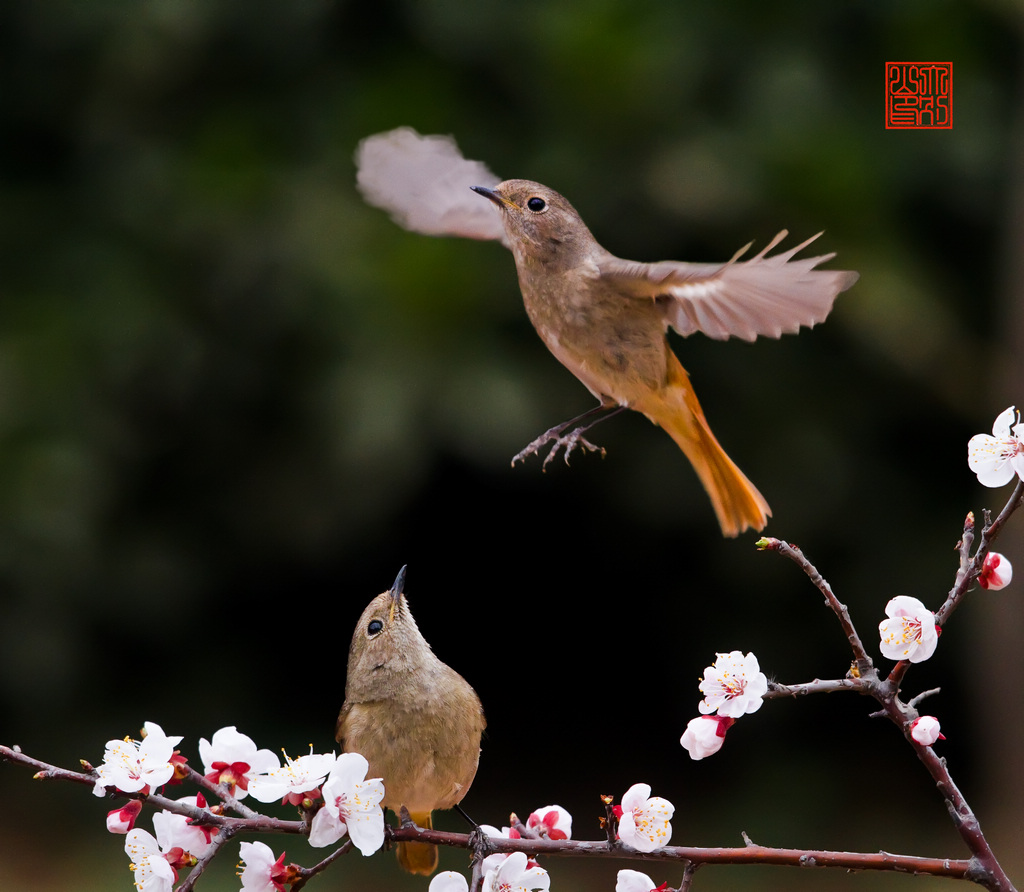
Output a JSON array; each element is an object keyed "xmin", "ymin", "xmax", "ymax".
[
  {"xmin": 390, "ymin": 565, "xmax": 407, "ymax": 600},
  {"xmin": 387, "ymin": 565, "xmax": 406, "ymax": 622},
  {"xmin": 471, "ymin": 185, "xmax": 508, "ymax": 208}
]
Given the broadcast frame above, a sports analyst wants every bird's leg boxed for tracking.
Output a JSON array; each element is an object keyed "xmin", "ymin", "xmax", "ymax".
[
  {"xmin": 461, "ymin": 804, "xmax": 492, "ymax": 882},
  {"xmin": 455, "ymin": 802, "xmax": 490, "ymax": 860},
  {"xmin": 454, "ymin": 802, "xmax": 478, "ymax": 830},
  {"xmin": 512, "ymin": 404, "xmax": 625, "ymax": 469}
]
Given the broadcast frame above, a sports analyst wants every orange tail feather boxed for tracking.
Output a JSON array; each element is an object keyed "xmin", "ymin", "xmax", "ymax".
[
  {"xmin": 637, "ymin": 356, "xmax": 770, "ymax": 537},
  {"xmin": 396, "ymin": 811, "xmax": 438, "ymax": 876}
]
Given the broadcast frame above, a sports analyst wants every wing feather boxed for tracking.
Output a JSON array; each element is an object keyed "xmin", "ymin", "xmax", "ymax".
[
  {"xmin": 355, "ymin": 127, "xmax": 507, "ymax": 243},
  {"xmin": 598, "ymin": 231, "xmax": 858, "ymax": 341}
]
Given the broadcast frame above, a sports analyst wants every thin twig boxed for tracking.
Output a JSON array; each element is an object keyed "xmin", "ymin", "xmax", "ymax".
[
  {"xmin": 756, "ymin": 538, "xmax": 874, "ymax": 675},
  {"xmin": 177, "ymin": 824, "xmax": 238, "ymax": 892},
  {"xmin": 184, "ymin": 765, "xmax": 259, "ymax": 819},
  {"xmin": 291, "ymin": 841, "xmax": 353, "ymax": 891},
  {"xmin": 764, "ymin": 678, "xmax": 871, "ymax": 699}
]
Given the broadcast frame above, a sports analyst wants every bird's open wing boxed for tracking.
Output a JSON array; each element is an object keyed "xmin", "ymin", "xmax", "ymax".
[
  {"xmin": 597, "ymin": 231, "xmax": 858, "ymax": 341},
  {"xmin": 355, "ymin": 127, "xmax": 508, "ymax": 244}
]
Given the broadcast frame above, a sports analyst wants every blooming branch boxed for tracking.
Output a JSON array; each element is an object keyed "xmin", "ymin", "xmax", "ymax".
[
  {"xmin": 1, "ymin": 426, "xmax": 1022, "ymax": 891},
  {"xmin": 754, "ymin": 475, "xmax": 1024, "ymax": 892}
]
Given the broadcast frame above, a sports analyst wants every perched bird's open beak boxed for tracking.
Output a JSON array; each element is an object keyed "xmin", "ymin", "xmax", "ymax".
[{"xmin": 471, "ymin": 185, "xmax": 509, "ymax": 209}]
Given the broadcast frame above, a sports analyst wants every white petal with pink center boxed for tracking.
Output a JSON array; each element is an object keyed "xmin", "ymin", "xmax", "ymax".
[
  {"xmin": 247, "ymin": 748, "xmax": 336, "ymax": 803},
  {"xmin": 698, "ymin": 651, "xmax": 768, "ymax": 717},
  {"xmin": 526, "ymin": 804, "xmax": 572, "ymax": 840},
  {"xmin": 968, "ymin": 406, "xmax": 1024, "ymax": 487},
  {"xmin": 879, "ymin": 596, "xmax": 938, "ymax": 663},
  {"xmin": 152, "ymin": 796, "xmax": 215, "ymax": 858},
  {"xmin": 238, "ymin": 840, "xmax": 283, "ymax": 892},
  {"xmin": 482, "ymin": 851, "xmax": 550, "ymax": 892},
  {"xmin": 308, "ymin": 752, "xmax": 385, "ymax": 854},
  {"xmin": 979, "ymin": 552, "xmax": 1013, "ymax": 591},
  {"xmin": 93, "ymin": 721, "xmax": 182, "ymax": 797},
  {"xmin": 198, "ymin": 726, "xmax": 280, "ymax": 799},
  {"xmin": 617, "ymin": 783, "xmax": 674, "ymax": 853},
  {"xmin": 124, "ymin": 828, "xmax": 175, "ymax": 892}
]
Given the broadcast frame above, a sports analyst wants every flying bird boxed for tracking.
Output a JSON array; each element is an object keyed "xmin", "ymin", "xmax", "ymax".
[{"xmin": 356, "ymin": 128, "xmax": 858, "ymax": 536}]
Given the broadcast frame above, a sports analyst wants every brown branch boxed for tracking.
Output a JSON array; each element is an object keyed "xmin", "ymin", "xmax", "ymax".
[
  {"xmin": 764, "ymin": 677, "xmax": 872, "ymax": 699},
  {"xmin": 935, "ymin": 479, "xmax": 1024, "ymax": 628},
  {"xmin": 756, "ymin": 538, "xmax": 875, "ymax": 676},
  {"xmin": 0, "ymin": 744, "xmax": 307, "ymax": 837},
  {"xmin": 183, "ymin": 764, "xmax": 260, "ymax": 819},
  {"xmin": 7, "ymin": 485, "xmax": 1023, "ymax": 892},
  {"xmin": 177, "ymin": 824, "xmax": 238, "ymax": 892},
  {"xmin": 384, "ymin": 824, "xmax": 976, "ymax": 880},
  {"xmin": 0, "ymin": 742, "xmax": 992, "ymax": 886},
  {"xmin": 290, "ymin": 841, "xmax": 353, "ymax": 891},
  {"xmin": 678, "ymin": 861, "xmax": 699, "ymax": 891},
  {"xmin": 755, "ymin": 482, "xmax": 1024, "ymax": 892}
]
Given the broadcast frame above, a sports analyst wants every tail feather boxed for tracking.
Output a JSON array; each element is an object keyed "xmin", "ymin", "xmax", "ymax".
[
  {"xmin": 638, "ymin": 356, "xmax": 770, "ymax": 537},
  {"xmin": 396, "ymin": 811, "xmax": 438, "ymax": 876}
]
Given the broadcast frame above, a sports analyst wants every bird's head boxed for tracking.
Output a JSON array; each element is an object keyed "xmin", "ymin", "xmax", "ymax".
[
  {"xmin": 345, "ymin": 566, "xmax": 432, "ymax": 694},
  {"xmin": 472, "ymin": 179, "xmax": 597, "ymax": 269}
]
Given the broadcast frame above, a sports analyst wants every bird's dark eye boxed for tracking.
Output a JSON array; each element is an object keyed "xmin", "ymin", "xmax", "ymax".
[
  {"xmin": 526, "ymin": 196, "xmax": 547, "ymax": 212},
  {"xmin": 367, "ymin": 619, "xmax": 384, "ymax": 636}
]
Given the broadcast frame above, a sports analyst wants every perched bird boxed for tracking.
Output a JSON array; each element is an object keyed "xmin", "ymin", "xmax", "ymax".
[
  {"xmin": 336, "ymin": 567, "xmax": 485, "ymax": 875},
  {"xmin": 355, "ymin": 128, "xmax": 858, "ymax": 537}
]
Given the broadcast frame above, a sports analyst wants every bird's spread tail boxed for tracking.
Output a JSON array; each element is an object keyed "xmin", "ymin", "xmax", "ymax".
[
  {"xmin": 396, "ymin": 811, "xmax": 438, "ymax": 876},
  {"xmin": 638, "ymin": 356, "xmax": 770, "ymax": 537}
]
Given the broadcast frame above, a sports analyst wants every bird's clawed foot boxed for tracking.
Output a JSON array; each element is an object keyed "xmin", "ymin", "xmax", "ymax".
[{"xmin": 512, "ymin": 424, "xmax": 607, "ymax": 470}]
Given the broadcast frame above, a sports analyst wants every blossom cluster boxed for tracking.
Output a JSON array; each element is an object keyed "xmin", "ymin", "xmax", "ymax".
[
  {"xmin": 77, "ymin": 405, "xmax": 1024, "ymax": 892},
  {"xmin": 967, "ymin": 406, "xmax": 1017, "ymax": 592},
  {"xmin": 429, "ymin": 789, "xmax": 676, "ymax": 892},
  {"xmin": 429, "ymin": 852, "xmax": 550, "ymax": 892},
  {"xmin": 680, "ymin": 650, "xmax": 767, "ymax": 760},
  {"xmin": 428, "ymin": 804, "xmax": 570, "ymax": 892},
  {"xmin": 92, "ymin": 723, "xmax": 384, "ymax": 892}
]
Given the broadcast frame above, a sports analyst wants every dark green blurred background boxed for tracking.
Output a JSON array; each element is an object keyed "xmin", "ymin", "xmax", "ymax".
[{"xmin": 2, "ymin": 1, "xmax": 1022, "ymax": 890}]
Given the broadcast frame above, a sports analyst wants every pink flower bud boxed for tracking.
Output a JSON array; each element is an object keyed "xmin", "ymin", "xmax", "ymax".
[
  {"xmin": 979, "ymin": 552, "xmax": 1013, "ymax": 591},
  {"xmin": 526, "ymin": 805, "xmax": 572, "ymax": 840},
  {"xmin": 106, "ymin": 799, "xmax": 143, "ymax": 834},
  {"xmin": 680, "ymin": 715, "xmax": 734, "ymax": 760},
  {"xmin": 910, "ymin": 716, "xmax": 945, "ymax": 746}
]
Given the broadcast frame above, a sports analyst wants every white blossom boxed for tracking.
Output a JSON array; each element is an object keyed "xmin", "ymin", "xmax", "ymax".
[
  {"xmin": 430, "ymin": 872, "xmax": 469, "ymax": 892},
  {"xmin": 93, "ymin": 722, "xmax": 182, "ymax": 797},
  {"xmin": 616, "ymin": 783, "xmax": 673, "ymax": 853},
  {"xmin": 482, "ymin": 851, "xmax": 550, "ymax": 892},
  {"xmin": 616, "ymin": 869, "xmax": 663, "ymax": 892},
  {"xmin": 968, "ymin": 406, "xmax": 1024, "ymax": 487},
  {"xmin": 307, "ymin": 752, "xmax": 385, "ymax": 855},
  {"xmin": 247, "ymin": 748, "xmax": 335, "ymax": 805},
  {"xmin": 698, "ymin": 651, "xmax": 768, "ymax": 717},
  {"xmin": 238, "ymin": 840, "xmax": 287, "ymax": 892},
  {"xmin": 198, "ymin": 726, "xmax": 279, "ymax": 799},
  {"xmin": 879, "ymin": 596, "xmax": 938, "ymax": 663},
  {"xmin": 124, "ymin": 828, "xmax": 175, "ymax": 892}
]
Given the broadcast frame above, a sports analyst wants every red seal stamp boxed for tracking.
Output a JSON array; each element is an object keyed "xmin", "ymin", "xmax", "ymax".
[{"xmin": 885, "ymin": 62, "xmax": 952, "ymax": 129}]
